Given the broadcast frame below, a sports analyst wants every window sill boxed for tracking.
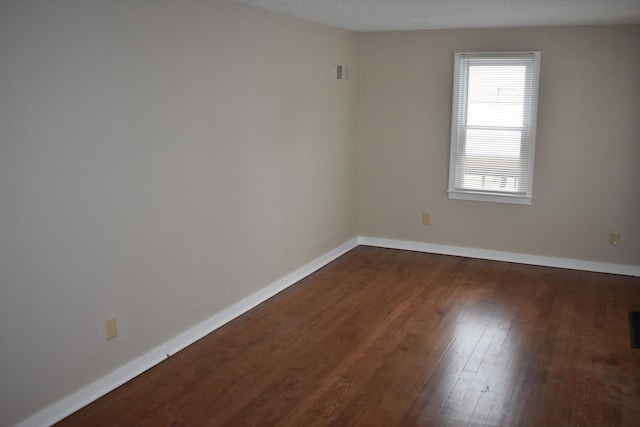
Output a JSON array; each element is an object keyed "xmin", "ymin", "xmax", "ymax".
[{"xmin": 447, "ymin": 190, "xmax": 532, "ymax": 205}]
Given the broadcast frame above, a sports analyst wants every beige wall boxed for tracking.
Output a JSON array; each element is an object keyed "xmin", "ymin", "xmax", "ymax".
[
  {"xmin": 0, "ymin": 1, "xmax": 359, "ymax": 425},
  {"xmin": 359, "ymin": 26, "xmax": 640, "ymax": 266},
  {"xmin": 2, "ymin": 3, "xmax": 639, "ymax": 424}
]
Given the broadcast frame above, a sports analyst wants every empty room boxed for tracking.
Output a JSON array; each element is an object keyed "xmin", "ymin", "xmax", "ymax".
[{"xmin": 1, "ymin": 0, "xmax": 639, "ymax": 426}]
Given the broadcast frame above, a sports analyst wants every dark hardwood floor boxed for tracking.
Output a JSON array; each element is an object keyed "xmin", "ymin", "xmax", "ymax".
[{"xmin": 57, "ymin": 246, "xmax": 640, "ymax": 426}]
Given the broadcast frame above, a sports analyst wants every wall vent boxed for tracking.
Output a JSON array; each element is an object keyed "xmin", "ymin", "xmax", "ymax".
[{"xmin": 337, "ymin": 65, "xmax": 348, "ymax": 80}]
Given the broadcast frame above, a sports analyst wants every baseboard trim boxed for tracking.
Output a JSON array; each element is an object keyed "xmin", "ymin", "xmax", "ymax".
[
  {"xmin": 358, "ymin": 236, "xmax": 640, "ymax": 277},
  {"xmin": 17, "ymin": 237, "xmax": 359, "ymax": 427},
  {"xmin": 17, "ymin": 235, "xmax": 638, "ymax": 426}
]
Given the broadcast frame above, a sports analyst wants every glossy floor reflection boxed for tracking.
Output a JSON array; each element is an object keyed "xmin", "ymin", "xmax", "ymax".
[{"xmin": 58, "ymin": 246, "xmax": 640, "ymax": 426}]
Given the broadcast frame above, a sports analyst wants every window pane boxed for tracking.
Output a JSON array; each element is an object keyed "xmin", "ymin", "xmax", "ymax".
[
  {"xmin": 448, "ymin": 52, "xmax": 540, "ymax": 204},
  {"xmin": 465, "ymin": 129, "xmax": 521, "ymax": 158},
  {"xmin": 461, "ymin": 174, "xmax": 520, "ymax": 192},
  {"xmin": 466, "ymin": 65, "xmax": 526, "ymax": 128},
  {"xmin": 460, "ymin": 129, "xmax": 523, "ymax": 192}
]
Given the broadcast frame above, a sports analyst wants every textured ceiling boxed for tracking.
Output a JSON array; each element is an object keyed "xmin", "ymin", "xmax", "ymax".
[{"xmin": 234, "ymin": 0, "xmax": 640, "ymax": 31}]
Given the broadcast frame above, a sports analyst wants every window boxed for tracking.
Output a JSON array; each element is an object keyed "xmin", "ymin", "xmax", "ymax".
[{"xmin": 448, "ymin": 51, "xmax": 540, "ymax": 205}]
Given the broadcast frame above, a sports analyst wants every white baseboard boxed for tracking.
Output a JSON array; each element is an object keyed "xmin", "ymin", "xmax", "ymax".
[
  {"xmin": 17, "ymin": 237, "xmax": 359, "ymax": 427},
  {"xmin": 16, "ymin": 235, "xmax": 638, "ymax": 426},
  {"xmin": 358, "ymin": 236, "xmax": 640, "ymax": 277}
]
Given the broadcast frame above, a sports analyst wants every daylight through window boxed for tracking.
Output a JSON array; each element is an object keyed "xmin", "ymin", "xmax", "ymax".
[{"xmin": 448, "ymin": 52, "xmax": 540, "ymax": 205}]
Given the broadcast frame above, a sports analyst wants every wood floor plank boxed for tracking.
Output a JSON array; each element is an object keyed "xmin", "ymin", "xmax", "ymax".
[
  {"xmin": 517, "ymin": 269, "xmax": 580, "ymax": 427},
  {"xmin": 215, "ymin": 254, "xmax": 431, "ymax": 426},
  {"xmin": 56, "ymin": 247, "xmax": 640, "ymax": 427},
  {"xmin": 495, "ymin": 273, "xmax": 558, "ymax": 425},
  {"xmin": 400, "ymin": 259, "xmax": 511, "ymax": 425},
  {"xmin": 284, "ymin": 253, "xmax": 464, "ymax": 427},
  {"xmin": 167, "ymin": 250, "xmax": 415, "ymax": 425},
  {"xmin": 317, "ymin": 268, "xmax": 465, "ymax": 426}
]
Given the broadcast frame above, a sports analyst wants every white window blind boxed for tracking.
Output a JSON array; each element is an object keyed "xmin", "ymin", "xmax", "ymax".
[{"xmin": 448, "ymin": 52, "xmax": 540, "ymax": 205}]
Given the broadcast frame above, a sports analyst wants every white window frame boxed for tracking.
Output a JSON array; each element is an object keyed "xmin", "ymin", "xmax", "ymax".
[{"xmin": 447, "ymin": 51, "xmax": 541, "ymax": 205}]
